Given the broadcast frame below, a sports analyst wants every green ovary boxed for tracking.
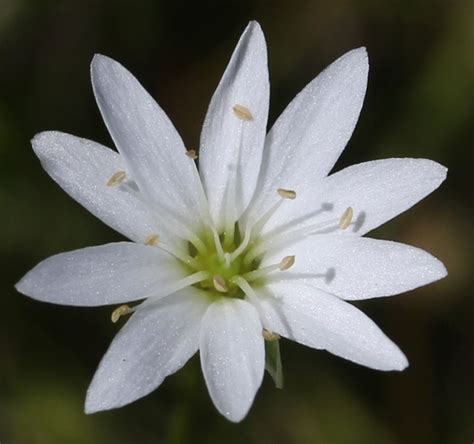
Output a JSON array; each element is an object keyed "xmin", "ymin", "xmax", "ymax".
[{"xmin": 188, "ymin": 228, "xmax": 259, "ymax": 298}]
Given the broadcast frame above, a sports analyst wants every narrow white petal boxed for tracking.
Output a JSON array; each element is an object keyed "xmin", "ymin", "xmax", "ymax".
[
  {"xmin": 85, "ymin": 289, "xmax": 209, "ymax": 413},
  {"xmin": 263, "ymin": 158, "xmax": 447, "ymax": 237},
  {"xmin": 263, "ymin": 235, "xmax": 447, "ymax": 300},
  {"xmin": 257, "ymin": 282, "xmax": 408, "ymax": 371},
  {"xmin": 200, "ymin": 298, "xmax": 264, "ymax": 422},
  {"xmin": 16, "ymin": 242, "xmax": 186, "ymax": 306},
  {"xmin": 199, "ymin": 21, "xmax": 269, "ymax": 230},
  {"xmin": 91, "ymin": 55, "xmax": 205, "ymax": 228},
  {"xmin": 32, "ymin": 131, "xmax": 162, "ymax": 243},
  {"xmin": 246, "ymin": 48, "xmax": 368, "ymax": 224}
]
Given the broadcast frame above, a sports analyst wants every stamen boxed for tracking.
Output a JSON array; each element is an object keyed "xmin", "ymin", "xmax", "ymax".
[
  {"xmin": 145, "ymin": 234, "xmax": 159, "ymax": 246},
  {"xmin": 233, "ymin": 104, "xmax": 254, "ymax": 121},
  {"xmin": 243, "ymin": 255, "xmax": 295, "ymax": 282},
  {"xmin": 223, "ymin": 165, "xmax": 237, "ymax": 247},
  {"xmin": 231, "ymin": 276, "xmax": 275, "ymax": 331},
  {"xmin": 184, "ymin": 147, "xmax": 219, "ymax": 238},
  {"xmin": 139, "ymin": 271, "xmax": 211, "ymax": 301},
  {"xmin": 262, "ymin": 329, "xmax": 280, "ymax": 341},
  {"xmin": 210, "ymin": 225, "xmax": 226, "ymax": 261},
  {"xmin": 245, "ymin": 208, "xmax": 354, "ymax": 266},
  {"xmin": 231, "ymin": 275, "xmax": 269, "ymax": 313},
  {"xmin": 106, "ymin": 171, "xmax": 126, "ymax": 187},
  {"xmin": 213, "ymin": 275, "xmax": 228, "ymax": 293},
  {"xmin": 111, "ymin": 304, "xmax": 134, "ymax": 323},
  {"xmin": 114, "ymin": 180, "xmax": 207, "ymax": 254},
  {"xmin": 152, "ymin": 238, "xmax": 201, "ymax": 270},
  {"xmin": 277, "ymin": 188, "xmax": 297, "ymax": 200},
  {"xmin": 185, "ymin": 149, "xmax": 198, "ymax": 160},
  {"xmin": 231, "ymin": 188, "xmax": 297, "ymax": 263},
  {"xmin": 228, "ymin": 222, "xmax": 252, "ymax": 262},
  {"xmin": 251, "ymin": 188, "xmax": 296, "ymax": 236},
  {"xmin": 279, "ymin": 255, "xmax": 295, "ymax": 271},
  {"xmin": 339, "ymin": 207, "xmax": 353, "ymax": 230}
]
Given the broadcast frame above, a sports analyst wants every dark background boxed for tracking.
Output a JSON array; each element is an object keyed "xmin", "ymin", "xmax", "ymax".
[{"xmin": 0, "ymin": 0, "xmax": 472, "ymax": 443}]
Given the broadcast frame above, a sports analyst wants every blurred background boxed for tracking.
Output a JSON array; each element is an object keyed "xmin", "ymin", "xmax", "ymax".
[{"xmin": 0, "ymin": 0, "xmax": 472, "ymax": 443}]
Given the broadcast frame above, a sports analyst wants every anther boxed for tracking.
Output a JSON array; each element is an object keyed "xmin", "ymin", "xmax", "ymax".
[
  {"xmin": 145, "ymin": 234, "xmax": 159, "ymax": 246},
  {"xmin": 106, "ymin": 171, "xmax": 126, "ymax": 187},
  {"xmin": 111, "ymin": 304, "xmax": 133, "ymax": 323},
  {"xmin": 213, "ymin": 275, "xmax": 228, "ymax": 293},
  {"xmin": 233, "ymin": 104, "xmax": 254, "ymax": 121},
  {"xmin": 339, "ymin": 207, "xmax": 354, "ymax": 230},
  {"xmin": 279, "ymin": 255, "xmax": 295, "ymax": 271},
  {"xmin": 262, "ymin": 329, "xmax": 281, "ymax": 341},
  {"xmin": 185, "ymin": 149, "xmax": 198, "ymax": 160},
  {"xmin": 277, "ymin": 188, "xmax": 297, "ymax": 200},
  {"xmin": 243, "ymin": 255, "xmax": 295, "ymax": 282}
]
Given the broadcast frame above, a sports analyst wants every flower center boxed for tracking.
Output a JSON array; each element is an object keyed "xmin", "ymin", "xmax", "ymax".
[
  {"xmin": 105, "ymin": 166, "xmax": 355, "ymax": 319},
  {"xmin": 187, "ymin": 226, "xmax": 259, "ymax": 298}
]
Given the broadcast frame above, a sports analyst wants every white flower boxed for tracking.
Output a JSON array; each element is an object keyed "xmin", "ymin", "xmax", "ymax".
[{"xmin": 16, "ymin": 21, "xmax": 447, "ymax": 423}]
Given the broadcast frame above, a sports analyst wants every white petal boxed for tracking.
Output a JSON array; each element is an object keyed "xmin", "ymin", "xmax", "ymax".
[
  {"xmin": 32, "ymin": 131, "xmax": 162, "ymax": 243},
  {"xmin": 91, "ymin": 54, "xmax": 205, "ymax": 228},
  {"xmin": 257, "ymin": 282, "xmax": 408, "ymax": 371},
  {"xmin": 262, "ymin": 158, "xmax": 447, "ymax": 237},
  {"xmin": 263, "ymin": 235, "xmax": 447, "ymax": 300},
  {"xmin": 16, "ymin": 242, "xmax": 186, "ymax": 306},
  {"xmin": 246, "ymin": 48, "xmax": 368, "ymax": 224},
  {"xmin": 200, "ymin": 298, "xmax": 264, "ymax": 422},
  {"xmin": 199, "ymin": 21, "xmax": 269, "ymax": 230},
  {"xmin": 85, "ymin": 289, "xmax": 209, "ymax": 413}
]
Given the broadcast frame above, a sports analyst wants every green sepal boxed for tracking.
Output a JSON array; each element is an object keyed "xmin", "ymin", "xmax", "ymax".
[{"xmin": 265, "ymin": 339, "xmax": 284, "ymax": 389}]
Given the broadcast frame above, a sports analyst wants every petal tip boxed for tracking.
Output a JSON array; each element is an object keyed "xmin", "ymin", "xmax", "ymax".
[
  {"xmin": 31, "ymin": 131, "xmax": 54, "ymax": 153},
  {"xmin": 415, "ymin": 158, "xmax": 448, "ymax": 190},
  {"xmin": 385, "ymin": 345, "xmax": 409, "ymax": 371},
  {"xmin": 432, "ymin": 257, "xmax": 448, "ymax": 282},
  {"xmin": 91, "ymin": 53, "xmax": 109, "ymax": 68},
  {"xmin": 31, "ymin": 131, "xmax": 73, "ymax": 157},
  {"xmin": 14, "ymin": 278, "xmax": 26, "ymax": 295},
  {"xmin": 84, "ymin": 383, "xmax": 109, "ymax": 415},
  {"xmin": 434, "ymin": 161, "xmax": 448, "ymax": 183},
  {"xmin": 224, "ymin": 409, "xmax": 248, "ymax": 423},
  {"xmin": 391, "ymin": 362, "xmax": 409, "ymax": 372},
  {"xmin": 90, "ymin": 54, "xmax": 120, "ymax": 84},
  {"xmin": 241, "ymin": 19, "xmax": 266, "ymax": 48},
  {"xmin": 84, "ymin": 404, "xmax": 96, "ymax": 415},
  {"xmin": 396, "ymin": 355, "xmax": 409, "ymax": 371},
  {"xmin": 344, "ymin": 46, "xmax": 369, "ymax": 65},
  {"xmin": 246, "ymin": 20, "xmax": 262, "ymax": 33}
]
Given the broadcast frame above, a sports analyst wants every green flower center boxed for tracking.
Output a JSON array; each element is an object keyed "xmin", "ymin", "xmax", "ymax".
[{"xmin": 187, "ymin": 226, "xmax": 260, "ymax": 298}]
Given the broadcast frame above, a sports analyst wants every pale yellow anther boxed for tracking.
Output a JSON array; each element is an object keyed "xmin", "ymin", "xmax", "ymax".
[
  {"xmin": 233, "ymin": 104, "xmax": 254, "ymax": 121},
  {"xmin": 213, "ymin": 275, "xmax": 228, "ymax": 293},
  {"xmin": 111, "ymin": 305, "xmax": 133, "ymax": 323},
  {"xmin": 339, "ymin": 207, "xmax": 354, "ymax": 230},
  {"xmin": 279, "ymin": 255, "xmax": 295, "ymax": 271},
  {"xmin": 106, "ymin": 171, "xmax": 126, "ymax": 187},
  {"xmin": 185, "ymin": 149, "xmax": 198, "ymax": 160},
  {"xmin": 145, "ymin": 234, "xmax": 159, "ymax": 246},
  {"xmin": 262, "ymin": 328, "xmax": 280, "ymax": 341},
  {"xmin": 277, "ymin": 188, "xmax": 297, "ymax": 200}
]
